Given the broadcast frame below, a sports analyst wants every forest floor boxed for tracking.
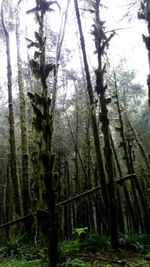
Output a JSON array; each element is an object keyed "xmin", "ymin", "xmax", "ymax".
[
  {"xmin": 1, "ymin": 250, "xmax": 150, "ymax": 266},
  {"xmin": 62, "ymin": 250, "xmax": 150, "ymax": 266}
]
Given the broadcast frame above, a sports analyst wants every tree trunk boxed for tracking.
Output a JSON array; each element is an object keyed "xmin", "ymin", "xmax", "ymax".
[
  {"xmin": 113, "ymin": 72, "xmax": 131, "ymax": 173},
  {"xmin": 27, "ymin": 4, "xmax": 59, "ymax": 266},
  {"xmin": 74, "ymin": 0, "xmax": 108, "ymax": 226},
  {"xmin": 1, "ymin": 5, "xmax": 22, "ymax": 217},
  {"xmin": 139, "ymin": 1, "xmax": 150, "ymax": 143},
  {"xmin": 16, "ymin": 3, "xmax": 31, "ymax": 217},
  {"xmin": 93, "ymin": 0, "xmax": 118, "ymax": 249}
]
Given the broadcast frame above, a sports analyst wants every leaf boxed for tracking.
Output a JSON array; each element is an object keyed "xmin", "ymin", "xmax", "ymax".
[
  {"xmin": 44, "ymin": 63, "xmax": 55, "ymax": 79},
  {"xmin": 34, "ymin": 93, "xmax": 45, "ymax": 106},
  {"xmin": 28, "ymin": 42, "xmax": 40, "ymax": 49},
  {"xmin": 32, "ymin": 104, "xmax": 44, "ymax": 120},
  {"xmin": 26, "ymin": 37, "xmax": 40, "ymax": 49},
  {"xmin": 29, "ymin": 59, "xmax": 41, "ymax": 78},
  {"xmin": 30, "ymin": 59, "xmax": 40, "ymax": 69},
  {"xmin": 34, "ymin": 51, "xmax": 41, "ymax": 59},
  {"xmin": 35, "ymin": 31, "xmax": 41, "ymax": 42},
  {"xmin": 138, "ymin": 12, "xmax": 145, "ymax": 20},
  {"xmin": 27, "ymin": 92, "xmax": 35, "ymax": 101},
  {"xmin": 74, "ymin": 227, "xmax": 88, "ymax": 237}
]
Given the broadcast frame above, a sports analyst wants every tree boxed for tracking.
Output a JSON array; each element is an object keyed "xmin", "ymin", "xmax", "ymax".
[
  {"xmin": 27, "ymin": 0, "xmax": 60, "ymax": 265},
  {"xmin": 1, "ymin": 1, "xmax": 22, "ymax": 217},
  {"xmin": 91, "ymin": 0, "xmax": 118, "ymax": 249},
  {"xmin": 16, "ymin": 1, "xmax": 31, "ymax": 219},
  {"xmin": 74, "ymin": 0, "xmax": 108, "ymax": 233},
  {"xmin": 138, "ymin": 0, "xmax": 150, "ymax": 142}
]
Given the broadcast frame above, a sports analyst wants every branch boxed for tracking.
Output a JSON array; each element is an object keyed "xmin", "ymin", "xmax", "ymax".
[{"xmin": 116, "ymin": 174, "xmax": 137, "ymax": 185}]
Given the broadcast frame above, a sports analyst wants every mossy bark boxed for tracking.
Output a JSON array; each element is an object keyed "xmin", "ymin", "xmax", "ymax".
[
  {"xmin": 74, "ymin": 0, "xmax": 108, "ymax": 227},
  {"xmin": 16, "ymin": 5, "xmax": 31, "ymax": 217},
  {"xmin": 93, "ymin": 0, "xmax": 118, "ymax": 249},
  {"xmin": 27, "ymin": 3, "xmax": 59, "ymax": 266},
  {"xmin": 1, "ymin": 6, "xmax": 22, "ymax": 217},
  {"xmin": 139, "ymin": 1, "xmax": 150, "ymax": 142},
  {"xmin": 113, "ymin": 72, "xmax": 132, "ymax": 173}
]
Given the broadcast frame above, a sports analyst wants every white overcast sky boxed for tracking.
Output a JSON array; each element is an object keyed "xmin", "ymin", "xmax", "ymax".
[
  {"xmin": 58, "ymin": 0, "xmax": 149, "ymax": 85},
  {"xmin": 0, "ymin": 0, "xmax": 149, "ymax": 88},
  {"xmin": 103, "ymin": 0, "xmax": 148, "ymax": 85}
]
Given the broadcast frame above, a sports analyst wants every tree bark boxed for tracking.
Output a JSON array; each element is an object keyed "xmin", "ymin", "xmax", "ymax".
[
  {"xmin": 93, "ymin": 0, "xmax": 118, "ymax": 248},
  {"xmin": 1, "ymin": 5, "xmax": 22, "ymax": 217},
  {"xmin": 74, "ymin": 0, "xmax": 108, "ymax": 224},
  {"xmin": 16, "ymin": 3, "xmax": 31, "ymax": 217}
]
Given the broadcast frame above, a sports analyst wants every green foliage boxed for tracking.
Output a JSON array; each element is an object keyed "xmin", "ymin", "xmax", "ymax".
[
  {"xmin": 79, "ymin": 232, "xmax": 110, "ymax": 251},
  {"xmin": 0, "ymin": 235, "xmax": 41, "ymax": 261},
  {"xmin": 27, "ymin": 0, "xmax": 60, "ymax": 15},
  {"xmin": 44, "ymin": 63, "xmax": 55, "ymax": 79},
  {"xmin": 60, "ymin": 229, "xmax": 110, "ymax": 254},
  {"xmin": 62, "ymin": 230, "xmax": 150, "ymax": 255},
  {"xmin": 74, "ymin": 227, "xmax": 88, "ymax": 238},
  {"xmin": 29, "ymin": 59, "xmax": 41, "ymax": 79},
  {"xmin": 60, "ymin": 240, "xmax": 80, "ymax": 253},
  {"xmin": 1, "ymin": 259, "xmax": 47, "ymax": 267},
  {"xmin": 35, "ymin": 31, "xmax": 45, "ymax": 47},
  {"xmin": 119, "ymin": 233, "xmax": 150, "ymax": 253}
]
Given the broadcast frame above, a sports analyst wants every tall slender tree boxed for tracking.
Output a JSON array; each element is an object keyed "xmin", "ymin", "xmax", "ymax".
[
  {"xmin": 138, "ymin": 1, "xmax": 150, "ymax": 141},
  {"xmin": 16, "ymin": 1, "xmax": 31, "ymax": 218},
  {"xmin": 74, "ymin": 0, "xmax": 108, "ymax": 230},
  {"xmin": 92, "ymin": 0, "xmax": 118, "ymax": 249},
  {"xmin": 27, "ymin": 0, "xmax": 60, "ymax": 266},
  {"xmin": 1, "ymin": 2, "xmax": 22, "ymax": 217}
]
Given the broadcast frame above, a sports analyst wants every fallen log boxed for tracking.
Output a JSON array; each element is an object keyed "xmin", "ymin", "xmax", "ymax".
[{"xmin": 0, "ymin": 173, "xmax": 137, "ymax": 229}]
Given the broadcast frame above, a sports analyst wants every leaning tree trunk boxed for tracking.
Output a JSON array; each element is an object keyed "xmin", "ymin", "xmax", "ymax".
[
  {"xmin": 16, "ymin": 3, "xmax": 31, "ymax": 217},
  {"xmin": 113, "ymin": 72, "xmax": 132, "ymax": 173},
  {"xmin": 1, "ymin": 5, "xmax": 22, "ymax": 217},
  {"xmin": 74, "ymin": 0, "xmax": 108, "ymax": 227}
]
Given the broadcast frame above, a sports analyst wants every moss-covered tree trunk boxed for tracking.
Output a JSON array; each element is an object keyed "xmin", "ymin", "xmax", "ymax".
[
  {"xmin": 74, "ymin": 0, "xmax": 108, "ymax": 227},
  {"xmin": 1, "ymin": 5, "xmax": 22, "ymax": 217},
  {"xmin": 139, "ymin": 1, "xmax": 150, "ymax": 142},
  {"xmin": 93, "ymin": 0, "xmax": 118, "ymax": 249},
  {"xmin": 27, "ymin": 2, "xmax": 59, "ymax": 266},
  {"xmin": 113, "ymin": 72, "xmax": 132, "ymax": 173},
  {"xmin": 16, "ymin": 3, "xmax": 31, "ymax": 217}
]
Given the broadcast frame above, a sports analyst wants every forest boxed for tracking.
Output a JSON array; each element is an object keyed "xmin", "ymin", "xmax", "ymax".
[{"xmin": 0, "ymin": 0, "xmax": 150, "ymax": 266}]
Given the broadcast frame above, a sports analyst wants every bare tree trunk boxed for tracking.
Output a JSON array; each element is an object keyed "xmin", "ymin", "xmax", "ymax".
[{"xmin": 51, "ymin": 0, "xmax": 70, "ymax": 115}]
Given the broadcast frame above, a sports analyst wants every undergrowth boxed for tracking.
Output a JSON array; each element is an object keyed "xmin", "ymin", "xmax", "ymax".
[
  {"xmin": 1, "ymin": 229, "xmax": 150, "ymax": 266},
  {"xmin": 60, "ymin": 228, "xmax": 150, "ymax": 255}
]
